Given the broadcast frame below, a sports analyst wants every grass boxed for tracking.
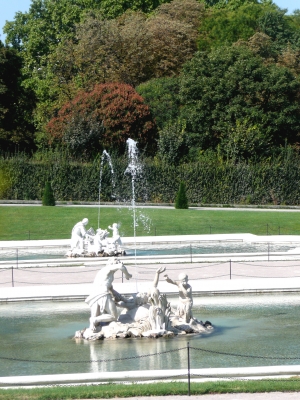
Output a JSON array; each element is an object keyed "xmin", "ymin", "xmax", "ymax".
[
  {"xmin": 1, "ymin": 206, "xmax": 300, "ymax": 240},
  {"xmin": 0, "ymin": 379, "xmax": 300, "ymax": 399}
]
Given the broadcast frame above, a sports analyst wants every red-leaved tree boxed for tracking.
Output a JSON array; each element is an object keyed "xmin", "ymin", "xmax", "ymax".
[{"xmin": 46, "ymin": 83, "xmax": 157, "ymax": 156}]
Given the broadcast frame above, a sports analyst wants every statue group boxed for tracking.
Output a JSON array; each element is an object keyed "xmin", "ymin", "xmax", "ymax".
[
  {"xmin": 75, "ymin": 258, "xmax": 213, "ymax": 340},
  {"xmin": 67, "ymin": 218, "xmax": 125, "ymax": 257}
]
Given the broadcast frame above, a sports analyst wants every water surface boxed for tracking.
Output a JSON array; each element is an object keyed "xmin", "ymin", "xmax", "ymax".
[{"xmin": 1, "ymin": 293, "xmax": 300, "ymax": 376}]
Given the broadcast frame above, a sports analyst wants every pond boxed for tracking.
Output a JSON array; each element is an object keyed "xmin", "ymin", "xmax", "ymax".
[
  {"xmin": 1, "ymin": 293, "xmax": 300, "ymax": 377},
  {"xmin": 0, "ymin": 241, "xmax": 299, "ymax": 261}
]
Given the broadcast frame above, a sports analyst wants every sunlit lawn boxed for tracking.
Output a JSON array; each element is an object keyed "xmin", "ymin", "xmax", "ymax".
[
  {"xmin": 0, "ymin": 379, "xmax": 300, "ymax": 399},
  {"xmin": 1, "ymin": 206, "xmax": 300, "ymax": 240}
]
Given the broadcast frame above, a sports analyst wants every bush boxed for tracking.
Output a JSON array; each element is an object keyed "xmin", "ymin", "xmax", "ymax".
[
  {"xmin": 175, "ymin": 181, "xmax": 188, "ymax": 209},
  {"xmin": 42, "ymin": 181, "xmax": 56, "ymax": 206}
]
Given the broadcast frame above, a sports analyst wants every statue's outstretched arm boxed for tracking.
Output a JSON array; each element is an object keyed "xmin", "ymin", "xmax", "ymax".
[
  {"xmin": 152, "ymin": 266, "xmax": 166, "ymax": 288},
  {"xmin": 164, "ymin": 274, "xmax": 177, "ymax": 286},
  {"xmin": 120, "ymin": 263, "xmax": 132, "ymax": 280}
]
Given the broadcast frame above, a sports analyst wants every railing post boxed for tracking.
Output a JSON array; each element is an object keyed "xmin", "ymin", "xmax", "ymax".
[
  {"xmin": 190, "ymin": 244, "xmax": 192, "ymax": 263},
  {"xmin": 11, "ymin": 266, "xmax": 14, "ymax": 287},
  {"xmin": 268, "ymin": 242, "xmax": 270, "ymax": 261},
  {"xmin": 187, "ymin": 342, "xmax": 191, "ymax": 396}
]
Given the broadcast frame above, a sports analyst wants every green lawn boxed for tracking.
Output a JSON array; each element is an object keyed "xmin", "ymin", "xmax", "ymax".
[
  {"xmin": 0, "ymin": 206, "xmax": 300, "ymax": 241},
  {"xmin": 0, "ymin": 379, "xmax": 300, "ymax": 399}
]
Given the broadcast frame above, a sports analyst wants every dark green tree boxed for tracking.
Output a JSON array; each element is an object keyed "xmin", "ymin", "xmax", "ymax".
[
  {"xmin": 179, "ymin": 45, "xmax": 300, "ymax": 161},
  {"xmin": 175, "ymin": 181, "xmax": 188, "ymax": 209},
  {"xmin": 136, "ymin": 77, "xmax": 181, "ymax": 129},
  {"xmin": 157, "ymin": 122, "xmax": 189, "ymax": 165},
  {"xmin": 98, "ymin": 0, "xmax": 168, "ymax": 19},
  {"xmin": 42, "ymin": 181, "xmax": 55, "ymax": 206},
  {"xmin": 0, "ymin": 43, "xmax": 36, "ymax": 152},
  {"xmin": 258, "ymin": 9, "xmax": 298, "ymax": 48},
  {"xmin": 197, "ymin": 1, "xmax": 267, "ymax": 51}
]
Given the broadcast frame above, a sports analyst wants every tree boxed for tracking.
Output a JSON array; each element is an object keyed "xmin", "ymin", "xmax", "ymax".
[
  {"xmin": 46, "ymin": 83, "xmax": 157, "ymax": 156},
  {"xmin": 20, "ymin": 1, "xmax": 200, "ymax": 135},
  {"xmin": 97, "ymin": 0, "xmax": 168, "ymax": 19},
  {"xmin": 197, "ymin": 1, "xmax": 266, "ymax": 51},
  {"xmin": 157, "ymin": 122, "xmax": 189, "ymax": 165},
  {"xmin": 63, "ymin": 3, "xmax": 199, "ymax": 88},
  {"xmin": 258, "ymin": 9, "xmax": 297, "ymax": 47},
  {"xmin": 179, "ymin": 46, "xmax": 300, "ymax": 161},
  {"xmin": 153, "ymin": 0, "xmax": 204, "ymax": 29},
  {"xmin": 42, "ymin": 181, "xmax": 55, "ymax": 206},
  {"xmin": 2, "ymin": 1, "xmax": 161, "ymax": 142},
  {"xmin": 175, "ymin": 181, "xmax": 188, "ymax": 209},
  {"xmin": 136, "ymin": 77, "xmax": 181, "ymax": 129},
  {"xmin": 0, "ymin": 43, "xmax": 36, "ymax": 152}
]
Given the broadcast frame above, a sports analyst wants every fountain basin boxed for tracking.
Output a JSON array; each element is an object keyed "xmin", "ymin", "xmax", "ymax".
[
  {"xmin": 1, "ymin": 293, "xmax": 300, "ymax": 379},
  {"xmin": 1, "ymin": 234, "xmax": 300, "ymax": 265}
]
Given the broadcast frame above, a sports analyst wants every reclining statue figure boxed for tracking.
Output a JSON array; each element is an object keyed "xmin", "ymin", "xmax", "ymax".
[{"xmin": 85, "ymin": 258, "xmax": 132, "ymax": 331}]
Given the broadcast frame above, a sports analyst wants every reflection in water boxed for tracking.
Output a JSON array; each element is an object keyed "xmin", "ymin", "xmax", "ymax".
[
  {"xmin": 88, "ymin": 336, "xmax": 186, "ymax": 374},
  {"xmin": 1, "ymin": 293, "xmax": 300, "ymax": 376}
]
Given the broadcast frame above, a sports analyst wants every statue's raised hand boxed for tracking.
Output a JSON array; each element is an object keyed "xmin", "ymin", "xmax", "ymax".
[{"xmin": 156, "ymin": 266, "xmax": 166, "ymax": 275}]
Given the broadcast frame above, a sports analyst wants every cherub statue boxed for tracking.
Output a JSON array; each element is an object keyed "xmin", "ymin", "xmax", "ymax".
[
  {"xmin": 108, "ymin": 223, "xmax": 122, "ymax": 248},
  {"xmin": 164, "ymin": 272, "xmax": 193, "ymax": 323}
]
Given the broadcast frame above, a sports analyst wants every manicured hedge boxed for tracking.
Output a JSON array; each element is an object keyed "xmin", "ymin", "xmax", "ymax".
[{"xmin": 1, "ymin": 155, "xmax": 300, "ymax": 205}]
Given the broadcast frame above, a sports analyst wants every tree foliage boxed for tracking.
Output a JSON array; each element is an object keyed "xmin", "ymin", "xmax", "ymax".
[
  {"xmin": 198, "ymin": 2, "xmax": 266, "ymax": 51},
  {"xmin": 136, "ymin": 77, "xmax": 181, "ymax": 129},
  {"xmin": 46, "ymin": 83, "xmax": 157, "ymax": 156},
  {"xmin": 180, "ymin": 46, "xmax": 300, "ymax": 161},
  {"xmin": 157, "ymin": 122, "xmax": 189, "ymax": 165},
  {"xmin": 0, "ymin": 43, "xmax": 36, "ymax": 152},
  {"xmin": 53, "ymin": 0, "xmax": 201, "ymax": 89},
  {"xmin": 2, "ymin": 0, "xmax": 300, "ymax": 167},
  {"xmin": 42, "ymin": 181, "xmax": 55, "ymax": 206},
  {"xmin": 175, "ymin": 181, "xmax": 188, "ymax": 209}
]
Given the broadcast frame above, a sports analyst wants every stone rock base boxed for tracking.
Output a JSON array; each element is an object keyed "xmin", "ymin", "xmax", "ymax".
[{"xmin": 74, "ymin": 318, "xmax": 213, "ymax": 341}]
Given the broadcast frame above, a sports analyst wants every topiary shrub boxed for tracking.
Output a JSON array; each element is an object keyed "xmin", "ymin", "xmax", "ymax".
[
  {"xmin": 42, "ymin": 181, "xmax": 55, "ymax": 206},
  {"xmin": 175, "ymin": 181, "xmax": 188, "ymax": 209}
]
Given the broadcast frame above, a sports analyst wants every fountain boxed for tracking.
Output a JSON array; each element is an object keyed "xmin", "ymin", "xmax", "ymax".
[
  {"xmin": 125, "ymin": 138, "xmax": 142, "ymax": 247},
  {"xmin": 66, "ymin": 139, "xmax": 147, "ymax": 258},
  {"xmin": 66, "ymin": 218, "xmax": 125, "ymax": 257},
  {"xmin": 98, "ymin": 149, "xmax": 115, "ymax": 229},
  {"xmin": 75, "ymin": 259, "xmax": 212, "ymax": 340},
  {"xmin": 2, "ymin": 138, "xmax": 300, "ymax": 383},
  {"xmin": 1, "ymin": 293, "xmax": 300, "ymax": 378}
]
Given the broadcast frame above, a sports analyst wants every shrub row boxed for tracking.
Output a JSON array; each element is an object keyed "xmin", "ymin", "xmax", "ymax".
[{"xmin": 1, "ymin": 156, "xmax": 300, "ymax": 205}]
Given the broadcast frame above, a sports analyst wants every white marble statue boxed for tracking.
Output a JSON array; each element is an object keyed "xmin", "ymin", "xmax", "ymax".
[
  {"xmin": 106, "ymin": 223, "xmax": 122, "ymax": 254},
  {"xmin": 87, "ymin": 228, "xmax": 108, "ymax": 254},
  {"xmin": 67, "ymin": 220, "xmax": 125, "ymax": 257},
  {"xmin": 147, "ymin": 266, "xmax": 171, "ymax": 332},
  {"xmin": 75, "ymin": 264, "xmax": 212, "ymax": 340},
  {"xmin": 108, "ymin": 223, "xmax": 121, "ymax": 245},
  {"xmin": 164, "ymin": 272, "xmax": 193, "ymax": 323},
  {"xmin": 70, "ymin": 218, "xmax": 89, "ymax": 254},
  {"xmin": 85, "ymin": 258, "xmax": 132, "ymax": 331}
]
